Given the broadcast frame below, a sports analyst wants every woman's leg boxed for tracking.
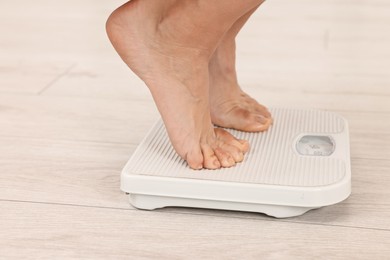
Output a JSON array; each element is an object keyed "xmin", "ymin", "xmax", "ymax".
[
  {"xmin": 106, "ymin": 0, "xmax": 263, "ymax": 169},
  {"xmin": 209, "ymin": 2, "xmax": 273, "ymax": 132}
]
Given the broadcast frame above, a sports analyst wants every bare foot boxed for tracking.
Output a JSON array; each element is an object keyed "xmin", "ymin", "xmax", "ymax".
[
  {"xmin": 106, "ymin": 0, "xmax": 250, "ymax": 169},
  {"xmin": 209, "ymin": 4, "xmax": 273, "ymax": 132}
]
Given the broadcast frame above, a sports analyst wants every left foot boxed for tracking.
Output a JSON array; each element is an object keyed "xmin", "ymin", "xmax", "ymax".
[
  {"xmin": 209, "ymin": 38, "xmax": 273, "ymax": 132},
  {"xmin": 106, "ymin": 0, "xmax": 251, "ymax": 169}
]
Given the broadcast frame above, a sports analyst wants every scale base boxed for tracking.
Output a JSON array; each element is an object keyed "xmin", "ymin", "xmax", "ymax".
[
  {"xmin": 129, "ymin": 193, "xmax": 317, "ymax": 218},
  {"xmin": 122, "ymin": 108, "xmax": 351, "ymax": 218}
]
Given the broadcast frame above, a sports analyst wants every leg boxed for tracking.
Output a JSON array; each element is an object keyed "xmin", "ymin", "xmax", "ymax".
[
  {"xmin": 209, "ymin": 2, "xmax": 273, "ymax": 132},
  {"xmin": 106, "ymin": 0, "xmax": 263, "ymax": 169}
]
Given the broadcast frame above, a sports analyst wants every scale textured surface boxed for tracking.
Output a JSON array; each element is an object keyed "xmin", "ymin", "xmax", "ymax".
[{"xmin": 123, "ymin": 108, "xmax": 346, "ymax": 187}]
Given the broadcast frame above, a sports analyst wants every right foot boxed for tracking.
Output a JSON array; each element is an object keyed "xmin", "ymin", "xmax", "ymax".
[
  {"xmin": 208, "ymin": 3, "xmax": 273, "ymax": 132},
  {"xmin": 209, "ymin": 40, "xmax": 273, "ymax": 132},
  {"xmin": 106, "ymin": 0, "xmax": 249, "ymax": 169}
]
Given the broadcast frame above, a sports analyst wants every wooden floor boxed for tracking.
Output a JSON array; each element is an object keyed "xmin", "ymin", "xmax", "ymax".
[{"xmin": 1, "ymin": 0, "xmax": 390, "ymax": 259}]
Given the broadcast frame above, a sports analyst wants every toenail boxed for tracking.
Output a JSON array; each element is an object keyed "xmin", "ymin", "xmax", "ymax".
[
  {"xmin": 257, "ymin": 116, "xmax": 267, "ymax": 124},
  {"xmin": 236, "ymin": 152, "xmax": 244, "ymax": 162},
  {"xmin": 190, "ymin": 163, "xmax": 203, "ymax": 170}
]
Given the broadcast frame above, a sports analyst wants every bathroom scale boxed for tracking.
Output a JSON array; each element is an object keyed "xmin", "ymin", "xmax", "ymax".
[{"xmin": 121, "ymin": 108, "xmax": 351, "ymax": 218}]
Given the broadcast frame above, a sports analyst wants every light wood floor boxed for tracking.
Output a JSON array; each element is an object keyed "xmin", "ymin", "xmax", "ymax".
[{"xmin": 1, "ymin": 0, "xmax": 390, "ymax": 259}]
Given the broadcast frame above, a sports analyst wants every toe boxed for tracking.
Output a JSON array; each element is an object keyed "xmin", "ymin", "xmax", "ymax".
[
  {"xmin": 238, "ymin": 139, "xmax": 250, "ymax": 153},
  {"xmin": 248, "ymin": 114, "xmax": 272, "ymax": 132},
  {"xmin": 215, "ymin": 128, "xmax": 250, "ymax": 153},
  {"xmin": 224, "ymin": 107, "xmax": 271, "ymax": 133},
  {"xmin": 246, "ymin": 97, "xmax": 272, "ymax": 118},
  {"xmin": 214, "ymin": 147, "xmax": 236, "ymax": 168},
  {"xmin": 252, "ymin": 103, "xmax": 272, "ymax": 119},
  {"xmin": 185, "ymin": 148, "xmax": 204, "ymax": 170},
  {"xmin": 221, "ymin": 144, "xmax": 244, "ymax": 163},
  {"xmin": 256, "ymin": 115, "xmax": 273, "ymax": 129},
  {"xmin": 201, "ymin": 144, "xmax": 221, "ymax": 170}
]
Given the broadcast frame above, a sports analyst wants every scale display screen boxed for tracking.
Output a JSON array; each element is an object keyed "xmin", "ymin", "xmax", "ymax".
[{"xmin": 296, "ymin": 135, "xmax": 335, "ymax": 156}]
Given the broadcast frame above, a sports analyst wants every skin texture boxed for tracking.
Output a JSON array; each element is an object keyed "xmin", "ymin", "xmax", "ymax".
[
  {"xmin": 209, "ymin": 3, "xmax": 273, "ymax": 132},
  {"xmin": 106, "ymin": 0, "xmax": 271, "ymax": 169}
]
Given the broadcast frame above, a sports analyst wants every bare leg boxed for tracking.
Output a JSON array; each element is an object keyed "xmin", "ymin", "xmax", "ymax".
[
  {"xmin": 106, "ymin": 0, "xmax": 263, "ymax": 169},
  {"xmin": 209, "ymin": 3, "xmax": 273, "ymax": 132}
]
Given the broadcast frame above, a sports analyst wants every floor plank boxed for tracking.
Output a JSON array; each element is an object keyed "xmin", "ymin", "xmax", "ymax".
[
  {"xmin": 41, "ymin": 61, "xmax": 151, "ymax": 100},
  {"xmin": 0, "ymin": 0, "xmax": 124, "ymax": 61},
  {"xmin": 1, "ymin": 135, "xmax": 390, "ymax": 230},
  {"xmin": 41, "ymin": 56, "xmax": 390, "ymax": 101},
  {"xmin": 0, "ymin": 137, "xmax": 134, "ymax": 208},
  {"xmin": 0, "ymin": 60, "xmax": 74, "ymax": 94},
  {"xmin": 1, "ymin": 201, "xmax": 390, "ymax": 260},
  {"xmin": 0, "ymin": 94, "xmax": 159, "ymax": 144},
  {"xmin": 0, "ymin": 94, "xmax": 389, "ymax": 161}
]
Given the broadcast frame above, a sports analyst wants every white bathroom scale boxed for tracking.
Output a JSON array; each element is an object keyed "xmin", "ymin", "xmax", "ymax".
[{"xmin": 121, "ymin": 108, "xmax": 351, "ymax": 218}]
